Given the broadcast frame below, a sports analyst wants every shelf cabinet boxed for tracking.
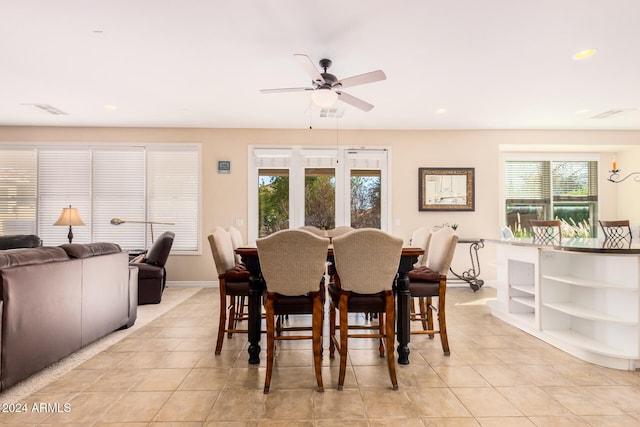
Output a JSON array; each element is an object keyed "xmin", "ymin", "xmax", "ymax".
[{"xmin": 490, "ymin": 240, "xmax": 640, "ymax": 370}]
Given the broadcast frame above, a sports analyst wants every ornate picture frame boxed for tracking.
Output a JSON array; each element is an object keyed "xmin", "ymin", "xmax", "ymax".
[{"xmin": 418, "ymin": 167, "xmax": 475, "ymax": 211}]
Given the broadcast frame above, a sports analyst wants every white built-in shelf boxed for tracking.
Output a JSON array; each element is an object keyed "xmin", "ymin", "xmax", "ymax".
[
  {"xmin": 543, "ymin": 302, "xmax": 636, "ymax": 324},
  {"xmin": 544, "ymin": 329, "xmax": 634, "ymax": 358},
  {"xmin": 543, "ymin": 274, "xmax": 636, "ymax": 290},
  {"xmin": 511, "ymin": 296, "xmax": 535, "ymax": 308},
  {"xmin": 511, "ymin": 284, "xmax": 535, "ymax": 295},
  {"xmin": 510, "ymin": 312, "xmax": 535, "ymax": 326}
]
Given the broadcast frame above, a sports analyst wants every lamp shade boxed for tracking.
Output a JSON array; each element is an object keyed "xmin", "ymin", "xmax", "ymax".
[
  {"xmin": 311, "ymin": 88, "xmax": 338, "ymax": 107},
  {"xmin": 54, "ymin": 206, "xmax": 85, "ymax": 226}
]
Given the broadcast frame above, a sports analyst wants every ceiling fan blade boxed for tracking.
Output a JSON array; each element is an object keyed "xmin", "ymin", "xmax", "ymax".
[
  {"xmin": 336, "ymin": 91, "xmax": 374, "ymax": 112},
  {"xmin": 260, "ymin": 87, "xmax": 314, "ymax": 94},
  {"xmin": 337, "ymin": 70, "xmax": 386, "ymax": 89},
  {"xmin": 294, "ymin": 54, "xmax": 325, "ymax": 84}
]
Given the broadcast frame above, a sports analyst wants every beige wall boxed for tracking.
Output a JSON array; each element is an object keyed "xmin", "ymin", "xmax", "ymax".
[{"xmin": 1, "ymin": 126, "xmax": 639, "ymax": 283}]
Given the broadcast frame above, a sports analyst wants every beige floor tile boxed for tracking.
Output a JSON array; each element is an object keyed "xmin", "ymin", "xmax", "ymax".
[
  {"xmin": 133, "ymin": 368, "xmax": 191, "ymax": 391},
  {"xmin": 360, "ymin": 388, "xmax": 421, "ymax": 419},
  {"xmin": 526, "ymin": 416, "xmax": 591, "ymax": 426},
  {"xmin": 496, "ymin": 385, "xmax": 573, "ymax": 416},
  {"xmin": 475, "ymin": 417, "xmax": 535, "ymax": 426},
  {"xmin": 101, "ymin": 391, "xmax": 172, "ymax": 422},
  {"xmin": 178, "ymin": 368, "xmax": 230, "ymax": 391},
  {"xmin": 432, "ymin": 365, "xmax": 491, "ymax": 388},
  {"xmin": 158, "ymin": 351, "xmax": 207, "ymax": 369},
  {"xmin": 406, "ymin": 387, "xmax": 471, "ymax": 417},
  {"xmin": 262, "ymin": 389, "xmax": 314, "ymax": 420},
  {"xmin": 206, "ymin": 389, "xmax": 266, "ymax": 421},
  {"xmin": 541, "ymin": 386, "xmax": 624, "ymax": 416},
  {"xmin": 422, "ymin": 418, "xmax": 481, "ymax": 426},
  {"xmin": 313, "ymin": 388, "xmax": 366, "ymax": 419},
  {"xmin": 86, "ymin": 369, "xmax": 148, "ymax": 392},
  {"xmin": 471, "ymin": 364, "xmax": 530, "ymax": 387},
  {"xmin": 579, "ymin": 414, "xmax": 640, "ymax": 426},
  {"xmin": 43, "ymin": 391, "xmax": 120, "ymax": 424},
  {"xmin": 451, "ymin": 387, "xmax": 522, "ymax": 417},
  {"xmin": 154, "ymin": 390, "xmax": 219, "ymax": 421}
]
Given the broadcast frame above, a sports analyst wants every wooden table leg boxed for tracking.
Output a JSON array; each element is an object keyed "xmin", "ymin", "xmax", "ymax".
[{"xmin": 395, "ymin": 257, "xmax": 414, "ymax": 365}]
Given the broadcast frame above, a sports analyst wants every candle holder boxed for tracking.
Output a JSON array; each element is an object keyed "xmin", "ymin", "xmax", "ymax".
[{"xmin": 608, "ymin": 169, "xmax": 640, "ymax": 183}]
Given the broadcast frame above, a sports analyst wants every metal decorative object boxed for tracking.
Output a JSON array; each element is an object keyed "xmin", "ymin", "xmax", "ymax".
[{"xmin": 608, "ymin": 168, "xmax": 640, "ymax": 183}]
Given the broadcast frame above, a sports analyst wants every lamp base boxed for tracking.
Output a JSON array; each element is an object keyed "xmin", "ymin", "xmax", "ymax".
[{"xmin": 67, "ymin": 226, "xmax": 74, "ymax": 244}]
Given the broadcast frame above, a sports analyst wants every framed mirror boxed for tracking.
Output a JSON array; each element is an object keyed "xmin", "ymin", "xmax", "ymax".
[{"xmin": 418, "ymin": 167, "xmax": 475, "ymax": 211}]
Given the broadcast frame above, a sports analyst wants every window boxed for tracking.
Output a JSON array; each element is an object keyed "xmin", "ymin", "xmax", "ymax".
[
  {"xmin": 504, "ymin": 157, "xmax": 598, "ymax": 237},
  {"xmin": 249, "ymin": 146, "xmax": 390, "ymax": 241},
  {"xmin": 0, "ymin": 144, "xmax": 200, "ymax": 253}
]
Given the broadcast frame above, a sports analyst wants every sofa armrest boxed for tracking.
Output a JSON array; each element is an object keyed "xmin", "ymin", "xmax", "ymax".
[{"xmin": 127, "ymin": 266, "xmax": 138, "ymax": 327}]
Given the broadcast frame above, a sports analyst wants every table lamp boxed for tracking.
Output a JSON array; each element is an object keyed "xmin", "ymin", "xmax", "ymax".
[{"xmin": 54, "ymin": 205, "xmax": 85, "ymax": 244}]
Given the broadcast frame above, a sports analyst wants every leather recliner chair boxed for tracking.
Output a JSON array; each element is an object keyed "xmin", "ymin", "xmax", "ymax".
[{"xmin": 131, "ymin": 231, "xmax": 175, "ymax": 304}]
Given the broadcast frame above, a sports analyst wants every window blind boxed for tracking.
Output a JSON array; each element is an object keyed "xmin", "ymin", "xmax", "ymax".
[
  {"xmin": 0, "ymin": 148, "xmax": 37, "ymax": 235},
  {"xmin": 504, "ymin": 161, "xmax": 550, "ymax": 202},
  {"xmin": 38, "ymin": 149, "xmax": 91, "ymax": 246}
]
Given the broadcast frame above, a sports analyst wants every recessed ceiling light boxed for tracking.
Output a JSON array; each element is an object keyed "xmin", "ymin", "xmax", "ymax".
[
  {"xmin": 103, "ymin": 104, "xmax": 118, "ymax": 110},
  {"xmin": 575, "ymin": 109, "xmax": 591, "ymax": 115},
  {"xmin": 435, "ymin": 108, "xmax": 447, "ymax": 114},
  {"xmin": 572, "ymin": 49, "xmax": 597, "ymax": 60}
]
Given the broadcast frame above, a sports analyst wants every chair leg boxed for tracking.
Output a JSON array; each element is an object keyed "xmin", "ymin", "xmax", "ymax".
[
  {"xmin": 329, "ymin": 303, "xmax": 336, "ymax": 358},
  {"xmin": 227, "ymin": 297, "xmax": 236, "ymax": 338},
  {"xmin": 215, "ymin": 282, "xmax": 227, "ymax": 355},
  {"xmin": 384, "ymin": 291, "xmax": 398, "ymax": 390},
  {"xmin": 378, "ymin": 312, "xmax": 385, "ymax": 357},
  {"xmin": 263, "ymin": 297, "xmax": 276, "ymax": 394},
  {"xmin": 426, "ymin": 296, "xmax": 435, "ymax": 339},
  {"xmin": 312, "ymin": 293, "xmax": 324, "ymax": 392},
  {"xmin": 418, "ymin": 297, "xmax": 428, "ymax": 331},
  {"xmin": 338, "ymin": 293, "xmax": 349, "ymax": 391},
  {"xmin": 438, "ymin": 291, "xmax": 450, "ymax": 356}
]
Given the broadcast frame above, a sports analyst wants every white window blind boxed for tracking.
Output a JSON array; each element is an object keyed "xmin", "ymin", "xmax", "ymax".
[
  {"xmin": 504, "ymin": 161, "xmax": 550, "ymax": 202},
  {"xmin": 38, "ymin": 149, "xmax": 91, "ymax": 246},
  {"xmin": 0, "ymin": 143, "xmax": 200, "ymax": 253},
  {"xmin": 147, "ymin": 147, "xmax": 199, "ymax": 252},
  {"xmin": 93, "ymin": 148, "xmax": 146, "ymax": 248},
  {"xmin": 0, "ymin": 148, "xmax": 37, "ymax": 235}
]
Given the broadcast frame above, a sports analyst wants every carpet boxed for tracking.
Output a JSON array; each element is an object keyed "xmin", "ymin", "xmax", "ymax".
[{"xmin": 0, "ymin": 286, "xmax": 202, "ymax": 404}]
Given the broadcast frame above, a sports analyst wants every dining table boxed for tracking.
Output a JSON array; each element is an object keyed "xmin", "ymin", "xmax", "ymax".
[{"xmin": 235, "ymin": 245, "xmax": 424, "ymax": 365}]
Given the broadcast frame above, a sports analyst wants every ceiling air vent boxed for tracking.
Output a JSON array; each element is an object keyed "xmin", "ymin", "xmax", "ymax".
[
  {"xmin": 319, "ymin": 107, "xmax": 345, "ymax": 118},
  {"xmin": 23, "ymin": 104, "xmax": 68, "ymax": 115},
  {"xmin": 589, "ymin": 109, "xmax": 637, "ymax": 119}
]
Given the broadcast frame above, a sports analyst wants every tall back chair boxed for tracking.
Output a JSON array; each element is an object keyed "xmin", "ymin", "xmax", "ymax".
[
  {"xmin": 208, "ymin": 227, "xmax": 250, "ymax": 355},
  {"xmin": 299, "ymin": 225, "xmax": 327, "ymax": 237},
  {"xmin": 530, "ymin": 220, "xmax": 562, "ymax": 245},
  {"xmin": 599, "ymin": 220, "xmax": 632, "ymax": 248},
  {"xmin": 131, "ymin": 231, "xmax": 175, "ymax": 304},
  {"xmin": 410, "ymin": 225, "xmax": 432, "ymax": 268},
  {"xmin": 407, "ymin": 226, "xmax": 458, "ymax": 355},
  {"xmin": 226, "ymin": 225, "xmax": 245, "ymax": 264},
  {"xmin": 326, "ymin": 226, "xmax": 354, "ymax": 242},
  {"xmin": 329, "ymin": 228, "xmax": 402, "ymax": 390},
  {"xmin": 257, "ymin": 229, "xmax": 329, "ymax": 393}
]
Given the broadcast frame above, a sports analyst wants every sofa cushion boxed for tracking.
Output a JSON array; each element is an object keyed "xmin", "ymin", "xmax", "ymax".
[
  {"xmin": 60, "ymin": 243, "xmax": 122, "ymax": 259},
  {"xmin": 0, "ymin": 246, "xmax": 69, "ymax": 269},
  {"xmin": 0, "ymin": 234, "xmax": 43, "ymax": 250}
]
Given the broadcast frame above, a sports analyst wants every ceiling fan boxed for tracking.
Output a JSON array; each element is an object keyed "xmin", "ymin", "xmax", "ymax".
[{"xmin": 260, "ymin": 54, "xmax": 386, "ymax": 112}]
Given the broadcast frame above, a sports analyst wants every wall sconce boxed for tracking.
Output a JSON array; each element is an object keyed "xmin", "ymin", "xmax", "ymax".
[
  {"xmin": 608, "ymin": 156, "xmax": 640, "ymax": 183},
  {"xmin": 54, "ymin": 205, "xmax": 85, "ymax": 243}
]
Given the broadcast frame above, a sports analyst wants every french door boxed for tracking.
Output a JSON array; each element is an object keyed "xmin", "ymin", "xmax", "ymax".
[{"xmin": 249, "ymin": 146, "xmax": 390, "ymax": 242}]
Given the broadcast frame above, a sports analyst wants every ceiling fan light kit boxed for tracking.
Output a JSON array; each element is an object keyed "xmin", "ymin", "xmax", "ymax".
[
  {"xmin": 260, "ymin": 54, "xmax": 386, "ymax": 112},
  {"xmin": 311, "ymin": 88, "xmax": 338, "ymax": 107}
]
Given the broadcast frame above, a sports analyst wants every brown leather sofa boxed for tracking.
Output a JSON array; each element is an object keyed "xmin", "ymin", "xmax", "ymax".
[{"xmin": 0, "ymin": 242, "xmax": 138, "ymax": 391}]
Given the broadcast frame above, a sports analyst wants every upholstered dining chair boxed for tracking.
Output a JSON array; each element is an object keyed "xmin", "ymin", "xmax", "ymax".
[
  {"xmin": 329, "ymin": 228, "xmax": 402, "ymax": 390},
  {"xmin": 599, "ymin": 219, "xmax": 632, "ymax": 248},
  {"xmin": 407, "ymin": 226, "xmax": 458, "ymax": 355},
  {"xmin": 530, "ymin": 219, "xmax": 562, "ymax": 245},
  {"xmin": 257, "ymin": 229, "xmax": 329, "ymax": 393},
  {"xmin": 410, "ymin": 225, "xmax": 432, "ymax": 268},
  {"xmin": 299, "ymin": 225, "xmax": 327, "ymax": 237},
  {"xmin": 208, "ymin": 227, "xmax": 250, "ymax": 355},
  {"xmin": 326, "ymin": 225, "xmax": 355, "ymax": 241}
]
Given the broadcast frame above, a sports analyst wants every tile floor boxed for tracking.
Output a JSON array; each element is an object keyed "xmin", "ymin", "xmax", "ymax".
[{"xmin": 2, "ymin": 286, "xmax": 640, "ymax": 426}]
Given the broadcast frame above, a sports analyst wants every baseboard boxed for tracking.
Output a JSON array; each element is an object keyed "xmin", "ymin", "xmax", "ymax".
[{"xmin": 166, "ymin": 280, "xmax": 218, "ymax": 288}]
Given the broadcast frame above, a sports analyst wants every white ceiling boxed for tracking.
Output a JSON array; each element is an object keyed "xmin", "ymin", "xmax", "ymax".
[{"xmin": 2, "ymin": 0, "xmax": 640, "ymax": 130}]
